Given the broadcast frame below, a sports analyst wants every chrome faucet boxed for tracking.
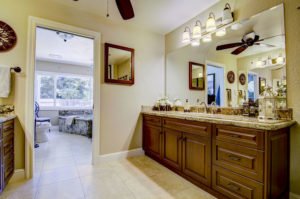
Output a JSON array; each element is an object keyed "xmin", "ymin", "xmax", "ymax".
[{"xmin": 199, "ymin": 101, "xmax": 208, "ymax": 113}]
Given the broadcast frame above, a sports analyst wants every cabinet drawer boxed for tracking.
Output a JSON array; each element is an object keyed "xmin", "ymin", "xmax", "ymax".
[
  {"xmin": 4, "ymin": 160, "xmax": 14, "ymax": 179},
  {"xmin": 163, "ymin": 118, "xmax": 211, "ymax": 137},
  {"xmin": 213, "ymin": 166, "xmax": 264, "ymax": 199},
  {"xmin": 4, "ymin": 152, "xmax": 14, "ymax": 166},
  {"xmin": 3, "ymin": 136, "xmax": 13, "ymax": 157},
  {"xmin": 214, "ymin": 125, "xmax": 264, "ymax": 150},
  {"xmin": 213, "ymin": 140, "xmax": 264, "ymax": 182},
  {"xmin": 143, "ymin": 115, "xmax": 161, "ymax": 127}
]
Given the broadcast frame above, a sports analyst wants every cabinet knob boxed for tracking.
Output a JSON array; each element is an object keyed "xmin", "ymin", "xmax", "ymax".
[{"xmin": 228, "ymin": 154, "xmax": 241, "ymax": 161}]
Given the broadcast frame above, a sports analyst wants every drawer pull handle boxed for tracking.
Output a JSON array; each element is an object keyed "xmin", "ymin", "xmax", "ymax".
[
  {"xmin": 227, "ymin": 183, "xmax": 241, "ymax": 191},
  {"xmin": 228, "ymin": 155, "xmax": 241, "ymax": 161},
  {"xmin": 230, "ymin": 134, "xmax": 240, "ymax": 138}
]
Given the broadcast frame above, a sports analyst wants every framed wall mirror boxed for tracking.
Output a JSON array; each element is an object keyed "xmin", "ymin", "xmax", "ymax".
[
  {"xmin": 105, "ymin": 43, "xmax": 134, "ymax": 85},
  {"xmin": 189, "ymin": 62, "xmax": 205, "ymax": 90}
]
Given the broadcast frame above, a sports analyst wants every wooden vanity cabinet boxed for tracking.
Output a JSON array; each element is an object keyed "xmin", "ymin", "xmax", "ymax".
[
  {"xmin": 143, "ymin": 114, "xmax": 290, "ymax": 199},
  {"xmin": 0, "ymin": 119, "xmax": 15, "ymax": 194}
]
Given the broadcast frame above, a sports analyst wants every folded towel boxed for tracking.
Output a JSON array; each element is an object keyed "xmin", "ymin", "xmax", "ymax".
[
  {"xmin": 0, "ymin": 65, "xmax": 11, "ymax": 98},
  {"xmin": 65, "ymin": 116, "xmax": 77, "ymax": 126}
]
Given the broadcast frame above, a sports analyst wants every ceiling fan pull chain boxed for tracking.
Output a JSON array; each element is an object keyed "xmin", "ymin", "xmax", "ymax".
[{"xmin": 106, "ymin": 0, "xmax": 110, "ymax": 18}]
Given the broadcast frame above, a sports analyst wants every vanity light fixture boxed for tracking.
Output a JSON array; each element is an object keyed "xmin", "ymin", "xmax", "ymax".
[
  {"xmin": 192, "ymin": 20, "xmax": 202, "ymax": 39},
  {"xmin": 216, "ymin": 28, "xmax": 226, "ymax": 37},
  {"xmin": 206, "ymin": 12, "xmax": 217, "ymax": 32},
  {"xmin": 256, "ymin": 59, "xmax": 265, "ymax": 67},
  {"xmin": 223, "ymin": 3, "xmax": 233, "ymax": 25},
  {"xmin": 191, "ymin": 38, "xmax": 200, "ymax": 47},
  {"xmin": 202, "ymin": 34, "xmax": 212, "ymax": 42},
  {"xmin": 182, "ymin": 27, "xmax": 191, "ymax": 43}
]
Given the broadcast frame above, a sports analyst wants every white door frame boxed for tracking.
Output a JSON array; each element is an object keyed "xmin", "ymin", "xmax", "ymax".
[{"xmin": 25, "ymin": 16, "xmax": 101, "ymax": 178}]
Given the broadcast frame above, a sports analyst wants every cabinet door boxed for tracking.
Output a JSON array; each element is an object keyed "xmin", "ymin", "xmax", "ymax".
[
  {"xmin": 143, "ymin": 124, "xmax": 162, "ymax": 160},
  {"xmin": 182, "ymin": 133, "xmax": 211, "ymax": 186},
  {"xmin": 162, "ymin": 128, "xmax": 182, "ymax": 171}
]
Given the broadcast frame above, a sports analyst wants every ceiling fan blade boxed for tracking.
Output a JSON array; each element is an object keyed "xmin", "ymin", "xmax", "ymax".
[
  {"xmin": 254, "ymin": 35, "xmax": 260, "ymax": 42},
  {"xmin": 216, "ymin": 42, "xmax": 244, "ymax": 51},
  {"xmin": 115, "ymin": 0, "xmax": 135, "ymax": 20},
  {"xmin": 231, "ymin": 45, "xmax": 248, "ymax": 55},
  {"xmin": 255, "ymin": 43, "xmax": 277, "ymax": 48}
]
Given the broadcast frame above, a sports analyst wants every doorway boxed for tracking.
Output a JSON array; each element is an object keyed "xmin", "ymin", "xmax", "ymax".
[
  {"xmin": 206, "ymin": 64, "xmax": 225, "ymax": 106},
  {"xmin": 25, "ymin": 17, "xmax": 101, "ymax": 178},
  {"xmin": 248, "ymin": 72, "xmax": 258, "ymax": 103}
]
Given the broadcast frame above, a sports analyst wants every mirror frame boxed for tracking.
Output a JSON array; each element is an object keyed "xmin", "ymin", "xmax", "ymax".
[
  {"xmin": 104, "ymin": 43, "xmax": 135, "ymax": 85},
  {"xmin": 189, "ymin": 62, "xmax": 205, "ymax": 90}
]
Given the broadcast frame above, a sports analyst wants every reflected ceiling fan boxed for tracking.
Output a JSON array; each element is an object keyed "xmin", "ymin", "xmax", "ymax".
[
  {"xmin": 216, "ymin": 32, "xmax": 277, "ymax": 55},
  {"xmin": 107, "ymin": 0, "xmax": 135, "ymax": 20}
]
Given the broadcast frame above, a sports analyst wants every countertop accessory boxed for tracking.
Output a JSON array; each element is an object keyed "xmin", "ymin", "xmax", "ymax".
[
  {"xmin": 239, "ymin": 73, "xmax": 246, "ymax": 85},
  {"xmin": 227, "ymin": 71, "xmax": 235, "ymax": 83},
  {"xmin": 0, "ymin": 21, "xmax": 17, "ymax": 52}
]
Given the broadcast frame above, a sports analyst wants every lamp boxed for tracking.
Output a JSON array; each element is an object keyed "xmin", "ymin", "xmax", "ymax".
[
  {"xmin": 206, "ymin": 12, "xmax": 217, "ymax": 32},
  {"xmin": 191, "ymin": 38, "xmax": 200, "ymax": 47},
  {"xmin": 192, "ymin": 20, "xmax": 202, "ymax": 39},
  {"xmin": 182, "ymin": 27, "xmax": 191, "ymax": 43},
  {"xmin": 202, "ymin": 34, "xmax": 212, "ymax": 42},
  {"xmin": 223, "ymin": 3, "xmax": 233, "ymax": 25},
  {"xmin": 216, "ymin": 28, "xmax": 226, "ymax": 37}
]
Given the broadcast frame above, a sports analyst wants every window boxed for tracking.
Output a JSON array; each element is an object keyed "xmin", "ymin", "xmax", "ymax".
[{"xmin": 36, "ymin": 72, "xmax": 93, "ymax": 109}]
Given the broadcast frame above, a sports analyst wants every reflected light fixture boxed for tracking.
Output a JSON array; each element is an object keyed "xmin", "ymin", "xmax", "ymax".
[
  {"xmin": 192, "ymin": 20, "xmax": 202, "ymax": 39},
  {"xmin": 206, "ymin": 12, "xmax": 217, "ymax": 32},
  {"xmin": 256, "ymin": 59, "xmax": 265, "ymax": 67},
  {"xmin": 276, "ymin": 54, "xmax": 285, "ymax": 64},
  {"xmin": 191, "ymin": 38, "xmax": 200, "ymax": 47},
  {"xmin": 216, "ymin": 28, "xmax": 226, "ymax": 37},
  {"xmin": 202, "ymin": 35, "xmax": 212, "ymax": 42},
  {"xmin": 182, "ymin": 27, "xmax": 191, "ymax": 43},
  {"xmin": 56, "ymin": 31, "xmax": 74, "ymax": 42},
  {"xmin": 222, "ymin": 3, "xmax": 233, "ymax": 25}
]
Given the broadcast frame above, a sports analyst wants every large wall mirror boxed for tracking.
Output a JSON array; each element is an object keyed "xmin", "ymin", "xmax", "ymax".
[
  {"xmin": 166, "ymin": 4, "xmax": 286, "ymax": 107},
  {"xmin": 105, "ymin": 43, "xmax": 134, "ymax": 85}
]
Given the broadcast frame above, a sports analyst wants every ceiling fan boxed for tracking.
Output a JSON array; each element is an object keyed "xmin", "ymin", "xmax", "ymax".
[
  {"xmin": 216, "ymin": 32, "xmax": 277, "ymax": 55},
  {"xmin": 115, "ymin": 0, "xmax": 135, "ymax": 20}
]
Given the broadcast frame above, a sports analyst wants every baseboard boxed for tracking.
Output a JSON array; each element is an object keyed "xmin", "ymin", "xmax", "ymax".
[
  {"xmin": 94, "ymin": 148, "xmax": 144, "ymax": 164},
  {"xmin": 290, "ymin": 193, "xmax": 300, "ymax": 199},
  {"xmin": 10, "ymin": 169, "xmax": 26, "ymax": 183}
]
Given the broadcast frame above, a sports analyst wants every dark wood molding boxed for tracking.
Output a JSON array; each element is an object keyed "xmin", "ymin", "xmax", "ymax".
[
  {"xmin": 104, "ymin": 43, "xmax": 135, "ymax": 85},
  {"xmin": 189, "ymin": 62, "xmax": 205, "ymax": 90}
]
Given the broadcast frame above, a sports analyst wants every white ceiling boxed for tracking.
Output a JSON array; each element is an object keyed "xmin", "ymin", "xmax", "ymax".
[
  {"xmin": 35, "ymin": 27, "xmax": 94, "ymax": 66},
  {"xmin": 108, "ymin": 48, "xmax": 131, "ymax": 65},
  {"xmin": 48, "ymin": 0, "xmax": 219, "ymax": 34}
]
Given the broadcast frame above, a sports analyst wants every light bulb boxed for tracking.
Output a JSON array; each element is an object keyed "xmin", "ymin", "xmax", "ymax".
[
  {"xmin": 182, "ymin": 27, "xmax": 191, "ymax": 43},
  {"xmin": 222, "ymin": 3, "xmax": 233, "ymax": 25}
]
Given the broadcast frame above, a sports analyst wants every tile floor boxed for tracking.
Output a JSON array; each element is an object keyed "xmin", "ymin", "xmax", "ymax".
[{"xmin": 0, "ymin": 128, "xmax": 216, "ymax": 199}]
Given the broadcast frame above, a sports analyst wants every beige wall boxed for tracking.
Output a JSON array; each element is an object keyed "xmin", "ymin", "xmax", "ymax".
[
  {"xmin": 117, "ymin": 59, "xmax": 131, "ymax": 79},
  {"xmin": 166, "ymin": 0, "xmax": 300, "ymax": 194},
  {"xmin": 0, "ymin": 0, "xmax": 165, "ymax": 169}
]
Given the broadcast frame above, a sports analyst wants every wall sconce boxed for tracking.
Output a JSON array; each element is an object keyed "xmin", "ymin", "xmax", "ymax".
[
  {"xmin": 182, "ymin": 27, "xmax": 191, "ymax": 43},
  {"xmin": 192, "ymin": 20, "xmax": 202, "ymax": 39},
  {"xmin": 216, "ymin": 28, "xmax": 226, "ymax": 37},
  {"xmin": 206, "ymin": 12, "xmax": 217, "ymax": 32},
  {"xmin": 202, "ymin": 34, "xmax": 212, "ymax": 42},
  {"xmin": 223, "ymin": 3, "xmax": 233, "ymax": 25}
]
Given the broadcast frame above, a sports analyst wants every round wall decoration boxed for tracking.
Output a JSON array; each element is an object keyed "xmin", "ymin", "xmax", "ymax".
[
  {"xmin": 0, "ymin": 21, "xmax": 17, "ymax": 52},
  {"xmin": 227, "ymin": 71, "xmax": 235, "ymax": 84},
  {"xmin": 239, "ymin": 73, "xmax": 246, "ymax": 85}
]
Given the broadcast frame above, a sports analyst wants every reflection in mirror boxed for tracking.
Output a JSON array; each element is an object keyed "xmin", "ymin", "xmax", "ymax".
[
  {"xmin": 105, "ymin": 43, "xmax": 134, "ymax": 85},
  {"xmin": 166, "ymin": 4, "xmax": 286, "ymax": 108},
  {"xmin": 189, "ymin": 62, "xmax": 205, "ymax": 90}
]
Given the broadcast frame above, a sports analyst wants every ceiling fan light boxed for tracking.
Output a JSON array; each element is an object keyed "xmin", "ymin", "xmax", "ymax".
[
  {"xmin": 216, "ymin": 29, "xmax": 226, "ymax": 37},
  {"xmin": 182, "ymin": 27, "xmax": 191, "ymax": 43},
  {"xmin": 223, "ymin": 3, "xmax": 233, "ymax": 25},
  {"xmin": 192, "ymin": 21, "xmax": 202, "ymax": 39},
  {"xmin": 206, "ymin": 12, "xmax": 217, "ymax": 32},
  {"xmin": 191, "ymin": 38, "xmax": 200, "ymax": 47},
  {"xmin": 202, "ymin": 35, "xmax": 212, "ymax": 42}
]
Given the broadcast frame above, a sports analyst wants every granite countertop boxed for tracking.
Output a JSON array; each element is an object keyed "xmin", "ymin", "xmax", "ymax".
[
  {"xmin": 141, "ymin": 107, "xmax": 296, "ymax": 131},
  {"xmin": 0, "ymin": 114, "xmax": 16, "ymax": 123}
]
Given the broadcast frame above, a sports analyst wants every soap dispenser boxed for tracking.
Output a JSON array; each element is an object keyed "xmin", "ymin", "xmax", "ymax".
[{"xmin": 184, "ymin": 99, "xmax": 190, "ymax": 112}]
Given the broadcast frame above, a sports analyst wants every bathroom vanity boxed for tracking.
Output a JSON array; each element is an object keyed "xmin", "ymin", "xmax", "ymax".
[
  {"xmin": 142, "ymin": 111, "xmax": 295, "ymax": 199},
  {"xmin": 0, "ymin": 116, "xmax": 15, "ymax": 193}
]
